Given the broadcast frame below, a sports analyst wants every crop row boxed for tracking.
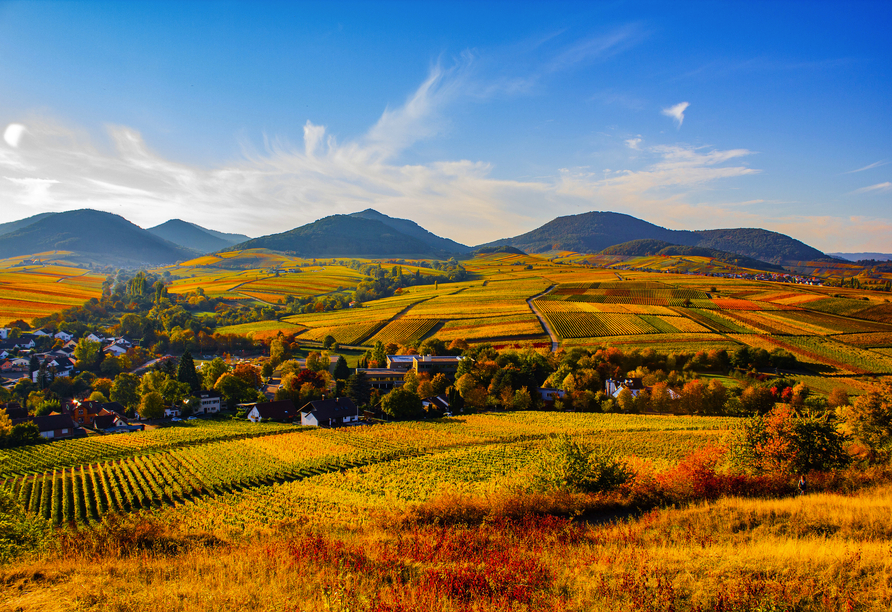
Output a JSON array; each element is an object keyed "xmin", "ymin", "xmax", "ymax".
[
  {"xmin": 371, "ymin": 318, "xmax": 439, "ymax": 345},
  {"xmin": 302, "ymin": 319, "xmax": 387, "ymax": 345},
  {"xmin": 0, "ymin": 420, "xmax": 303, "ymax": 479}
]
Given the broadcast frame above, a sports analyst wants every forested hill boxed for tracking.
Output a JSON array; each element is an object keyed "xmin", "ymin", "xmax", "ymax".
[
  {"xmin": 147, "ymin": 219, "xmax": 250, "ymax": 254},
  {"xmin": 349, "ymin": 209, "xmax": 471, "ymax": 254},
  {"xmin": 0, "ymin": 212, "xmax": 56, "ymax": 236},
  {"xmin": 0, "ymin": 209, "xmax": 196, "ymax": 265},
  {"xmin": 601, "ymin": 239, "xmax": 785, "ymax": 271},
  {"xmin": 477, "ymin": 211, "xmax": 832, "ymax": 266},
  {"xmin": 224, "ymin": 214, "xmax": 454, "ymax": 257}
]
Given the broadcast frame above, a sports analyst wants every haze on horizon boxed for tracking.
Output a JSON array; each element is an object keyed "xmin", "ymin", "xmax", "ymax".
[{"xmin": 0, "ymin": 1, "xmax": 889, "ymax": 251}]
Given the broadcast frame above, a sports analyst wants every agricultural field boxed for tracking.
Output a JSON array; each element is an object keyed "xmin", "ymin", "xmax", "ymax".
[
  {"xmin": 0, "ymin": 254, "xmax": 104, "ymax": 324},
  {"xmin": 2, "ymin": 412, "xmax": 737, "ymax": 529}
]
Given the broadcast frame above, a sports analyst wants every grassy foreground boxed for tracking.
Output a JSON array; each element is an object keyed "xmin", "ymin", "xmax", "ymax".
[{"xmin": 2, "ymin": 484, "xmax": 890, "ymax": 611}]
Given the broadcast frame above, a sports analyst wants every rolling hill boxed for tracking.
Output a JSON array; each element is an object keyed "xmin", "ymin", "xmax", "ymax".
[
  {"xmin": 225, "ymin": 214, "xmax": 450, "ymax": 257},
  {"xmin": 477, "ymin": 211, "xmax": 832, "ymax": 266},
  {"xmin": 600, "ymin": 239, "xmax": 784, "ymax": 271},
  {"xmin": 0, "ymin": 209, "xmax": 196, "ymax": 266},
  {"xmin": 348, "ymin": 209, "xmax": 471, "ymax": 254},
  {"xmin": 147, "ymin": 219, "xmax": 250, "ymax": 254}
]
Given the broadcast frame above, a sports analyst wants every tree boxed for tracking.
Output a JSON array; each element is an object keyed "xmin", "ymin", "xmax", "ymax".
[
  {"xmin": 139, "ymin": 392, "xmax": 165, "ymax": 420},
  {"xmin": 381, "ymin": 388, "xmax": 424, "ymax": 420},
  {"xmin": 333, "ymin": 355, "xmax": 350, "ymax": 380},
  {"xmin": 202, "ymin": 358, "xmax": 230, "ymax": 389},
  {"xmin": 345, "ymin": 371, "xmax": 371, "ymax": 407},
  {"xmin": 739, "ymin": 385, "xmax": 777, "ymax": 415},
  {"xmin": 110, "ymin": 373, "xmax": 140, "ymax": 409},
  {"xmin": 269, "ymin": 335, "xmax": 288, "ymax": 367},
  {"xmin": 322, "ymin": 335, "xmax": 336, "ymax": 350},
  {"xmin": 215, "ymin": 373, "xmax": 253, "ymax": 409},
  {"xmin": 99, "ymin": 356, "xmax": 123, "ymax": 377},
  {"xmin": 261, "ymin": 361, "xmax": 274, "ymax": 380},
  {"xmin": 305, "ymin": 351, "xmax": 330, "ymax": 374},
  {"xmin": 839, "ymin": 380, "xmax": 892, "ymax": 460},
  {"xmin": 177, "ymin": 350, "xmax": 201, "ymax": 394},
  {"xmin": 371, "ymin": 341, "xmax": 387, "ymax": 368},
  {"xmin": 88, "ymin": 391, "xmax": 108, "ymax": 403},
  {"xmin": 73, "ymin": 339, "xmax": 102, "ymax": 372}
]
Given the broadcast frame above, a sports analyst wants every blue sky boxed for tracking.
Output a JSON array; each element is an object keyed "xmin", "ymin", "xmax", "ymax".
[{"xmin": 0, "ymin": 1, "xmax": 890, "ymax": 251}]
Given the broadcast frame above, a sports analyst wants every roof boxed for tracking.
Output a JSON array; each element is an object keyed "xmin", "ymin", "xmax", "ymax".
[
  {"xmin": 300, "ymin": 397, "xmax": 357, "ymax": 421},
  {"xmin": 421, "ymin": 395, "xmax": 450, "ymax": 410},
  {"xmin": 12, "ymin": 414, "xmax": 77, "ymax": 432},
  {"xmin": 93, "ymin": 414, "xmax": 122, "ymax": 430},
  {"xmin": 199, "ymin": 390, "xmax": 222, "ymax": 399},
  {"xmin": 251, "ymin": 400, "xmax": 296, "ymax": 420},
  {"xmin": 100, "ymin": 402, "xmax": 129, "ymax": 417}
]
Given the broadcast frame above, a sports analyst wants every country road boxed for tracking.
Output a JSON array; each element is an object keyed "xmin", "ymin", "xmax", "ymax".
[{"xmin": 526, "ymin": 285, "xmax": 559, "ymax": 352}]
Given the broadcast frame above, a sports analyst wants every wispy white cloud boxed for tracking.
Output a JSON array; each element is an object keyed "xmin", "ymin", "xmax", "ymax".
[
  {"xmin": 851, "ymin": 182, "xmax": 892, "ymax": 194},
  {"xmin": 661, "ymin": 102, "xmax": 689, "ymax": 127},
  {"xmin": 625, "ymin": 137, "xmax": 642, "ymax": 150},
  {"xmin": 845, "ymin": 161, "xmax": 888, "ymax": 174}
]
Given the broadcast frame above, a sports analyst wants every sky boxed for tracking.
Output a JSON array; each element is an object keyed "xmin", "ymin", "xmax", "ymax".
[{"xmin": 0, "ymin": 0, "xmax": 890, "ymax": 252}]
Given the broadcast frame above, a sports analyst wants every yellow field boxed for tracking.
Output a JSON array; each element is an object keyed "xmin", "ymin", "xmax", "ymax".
[{"xmin": 0, "ymin": 258, "xmax": 104, "ymax": 324}]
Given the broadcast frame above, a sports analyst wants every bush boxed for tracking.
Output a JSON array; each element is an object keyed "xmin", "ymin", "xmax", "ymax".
[{"xmin": 535, "ymin": 434, "xmax": 630, "ymax": 494}]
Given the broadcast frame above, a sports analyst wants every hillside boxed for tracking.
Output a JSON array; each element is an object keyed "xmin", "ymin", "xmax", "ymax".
[
  {"xmin": 349, "ymin": 209, "xmax": 470, "ymax": 254},
  {"xmin": 0, "ymin": 209, "xmax": 196, "ymax": 266},
  {"xmin": 601, "ymin": 239, "xmax": 784, "ymax": 271},
  {"xmin": 0, "ymin": 212, "xmax": 56, "ymax": 236},
  {"xmin": 478, "ymin": 211, "xmax": 832, "ymax": 266},
  {"xmin": 830, "ymin": 252, "xmax": 892, "ymax": 262},
  {"xmin": 147, "ymin": 219, "xmax": 250, "ymax": 254},
  {"xmin": 225, "ymin": 214, "xmax": 444, "ymax": 257}
]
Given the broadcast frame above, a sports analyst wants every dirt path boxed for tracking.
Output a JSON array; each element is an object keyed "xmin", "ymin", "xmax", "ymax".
[{"xmin": 527, "ymin": 285, "xmax": 559, "ymax": 352}]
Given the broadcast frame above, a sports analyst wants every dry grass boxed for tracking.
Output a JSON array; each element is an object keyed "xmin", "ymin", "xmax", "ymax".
[{"xmin": 2, "ymin": 483, "xmax": 892, "ymax": 611}]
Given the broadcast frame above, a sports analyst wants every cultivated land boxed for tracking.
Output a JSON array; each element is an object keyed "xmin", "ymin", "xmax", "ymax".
[
  {"xmin": 0, "ymin": 254, "xmax": 103, "ymax": 323},
  {"xmin": 3, "ymin": 248, "xmax": 892, "ymax": 610}
]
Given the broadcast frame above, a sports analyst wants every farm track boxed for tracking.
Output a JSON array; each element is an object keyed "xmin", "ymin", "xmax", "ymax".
[{"xmin": 527, "ymin": 285, "xmax": 559, "ymax": 351}]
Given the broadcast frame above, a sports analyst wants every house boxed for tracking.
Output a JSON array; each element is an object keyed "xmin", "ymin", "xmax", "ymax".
[
  {"xmin": 92, "ymin": 410, "xmax": 130, "ymax": 431},
  {"xmin": 0, "ymin": 328, "xmax": 8, "ymax": 339},
  {"xmin": 1, "ymin": 403, "xmax": 28, "ymax": 419},
  {"xmin": 2, "ymin": 358, "xmax": 29, "ymax": 373},
  {"xmin": 85, "ymin": 333, "xmax": 105, "ymax": 343},
  {"xmin": 54, "ymin": 331, "xmax": 73, "ymax": 342},
  {"xmin": 12, "ymin": 414, "xmax": 82, "ymax": 440},
  {"xmin": 605, "ymin": 378, "xmax": 646, "ymax": 398},
  {"xmin": 412, "ymin": 355, "xmax": 463, "ymax": 378},
  {"xmin": 356, "ymin": 368, "xmax": 405, "ymax": 391},
  {"xmin": 299, "ymin": 397, "xmax": 359, "ymax": 427},
  {"xmin": 31, "ymin": 329, "xmax": 51, "ymax": 337},
  {"xmin": 247, "ymin": 400, "xmax": 297, "ymax": 423},
  {"xmin": 103, "ymin": 343, "xmax": 128, "ymax": 357},
  {"xmin": 164, "ymin": 405, "xmax": 181, "ymax": 418},
  {"xmin": 195, "ymin": 390, "xmax": 222, "ymax": 414},
  {"xmin": 421, "ymin": 394, "xmax": 450, "ymax": 413},
  {"xmin": 70, "ymin": 400, "xmax": 105, "ymax": 427},
  {"xmin": 0, "ymin": 338, "xmax": 35, "ymax": 351},
  {"xmin": 537, "ymin": 387, "xmax": 566, "ymax": 407}
]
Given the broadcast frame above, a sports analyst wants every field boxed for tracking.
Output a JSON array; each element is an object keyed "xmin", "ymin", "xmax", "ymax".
[
  {"xmin": 0, "ymin": 254, "xmax": 104, "ymax": 324},
  {"xmin": 1, "ymin": 413, "xmax": 736, "ymax": 528}
]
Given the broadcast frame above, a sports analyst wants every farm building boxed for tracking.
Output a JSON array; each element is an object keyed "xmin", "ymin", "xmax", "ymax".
[{"xmin": 247, "ymin": 400, "xmax": 297, "ymax": 423}]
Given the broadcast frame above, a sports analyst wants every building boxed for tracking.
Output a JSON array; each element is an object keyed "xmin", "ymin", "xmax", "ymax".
[
  {"xmin": 385, "ymin": 355, "xmax": 416, "ymax": 371},
  {"xmin": 421, "ymin": 394, "xmax": 451, "ymax": 414},
  {"xmin": 12, "ymin": 414, "xmax": 82, "ymax": 440},
  {"xmin": 537, "ymin": 388, "xmax": 566, "ymax": 408},
  {"xmin": 412, "ymin": 355, "xmax": 463, "ymax": 378},
  {"xmin": 196, "ymin": 390, "xmax": 222, "ymax": 414},
  {"xmin": 300, "ymin": 397, "xmax": 359, "ymax": 427},
  {"xmin": 247, "ymin": 400, "xmax": 297, "ymax": 423},
  {"xmin": 70, "ymin": 400, "xmax": 105, "ymax": 427},
  {"xmin": 605, "ymin": 378, "xmax": 645, "ymax": 398},
  {"xmin": 356, "ymin": 368, "xmax": 405, "ymax": 391}
]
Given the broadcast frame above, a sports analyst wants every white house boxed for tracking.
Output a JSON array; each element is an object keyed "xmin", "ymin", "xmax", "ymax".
[
  {"xmin": 85, "ymin": 333, "xmax": 105, "ymax": 343},
  {"xmin": 103, "ymin": 343, "xmax": 128, "ymax": 357},
  {"xmin": 54, "ymin": 331, "xmax": 73, "ymax": 342},
  {"xmin": 195, "ymin": 390, "xmax": 222, "ymax": 414}
]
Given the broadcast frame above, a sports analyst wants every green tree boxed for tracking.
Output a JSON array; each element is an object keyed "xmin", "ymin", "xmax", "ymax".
[
  {"xmin": 333, "ymin": 355, "xmax": 350, "ymax": 380},
  {"xmin": 371, "ymin": 341, "xmax": 387, "ymax": 368},
  {"xmin": 139, "ymin": 392, "xmax": 165, "ymax": 420},
  {"xmin": 202, "ymin": 358, "xmax": 230, "ymax": 390},
  {"xmin": 176, "ymin": 350, "xmax": 201, "ymax": 394},
  {"xmin": 73, "ymin": 339, "xmax": 102, "ymax": 372},
  {"xmin": 322, "ymin": 335, "xmax": 336, "ymax": 350},
  {"xmin": 381, "ymin": 387, "xmax": 424, "ymax": 420},
  {"xmin": 110, "ymin": 373, "xmax": 140, "ymax": 409},
  {"xmin": 839, "ymin": 380, "xmax": 892, "ymax": 461},
  {"xmin": 345, "ymin": 371, "xmax": 371, "ymax": 407}
]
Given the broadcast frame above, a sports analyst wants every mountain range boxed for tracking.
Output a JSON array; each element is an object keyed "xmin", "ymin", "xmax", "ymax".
[
  {"xmin": 477, "ymin": 211, "xmax": 832, "ymax": 266},
  {"xmin": 0, "ymin": 207, "xmax": 840, "ymax": 269}
]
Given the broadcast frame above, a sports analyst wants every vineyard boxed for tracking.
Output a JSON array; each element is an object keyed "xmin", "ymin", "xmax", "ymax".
[
  {"xmin": 0, "ymin": 258, "xmax": 104, "ymax": 323},
  {"xmin": 1, "ymin": 412, "xmax": 737, "ymax": 528}
]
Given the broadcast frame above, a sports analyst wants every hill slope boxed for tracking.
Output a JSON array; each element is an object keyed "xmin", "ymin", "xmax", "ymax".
[
  {"xmin": 478, "ymin": 211, "xmax": 830, "ymax": 265},
  {"xmin": 0, "ymin": 212, "xmax": 56, "ymax": 237},
  {"xmin": 0, "ymin": 209, "xmax": 196, "ymax": 265},
  {"xmin": 226, "ymin": 214, "xmax": 443, "ymax": 257},
  {"xmin": 349, "ymin": 209, "xmax": 471, "ymax": 254},
  {"xmin": 147, "ymin": 219, "xmax": 250, "ymax": 254},
  {"xmin": 601, "ymin": 239, "xmax": 784, "ymax": 271}
]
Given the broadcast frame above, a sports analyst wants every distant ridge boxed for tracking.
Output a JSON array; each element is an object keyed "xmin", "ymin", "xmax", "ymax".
[
  {"xmin": 0, "ymin": 209, "xmax": 195, "ymax": 265},
  {"xmin": 477, "ymin": 211, "xmax": 832, "ymax": 266},
  {"xmin": 830, "ymin": 252, "xmax": 892, "ymax": 262},
  {"xmin": 147, "ymin": 219, "xmax": 250, "ymax": 254},
  {"xmin": 225, "ymin": 213, "xmax": 452, "ymax": 257}
]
